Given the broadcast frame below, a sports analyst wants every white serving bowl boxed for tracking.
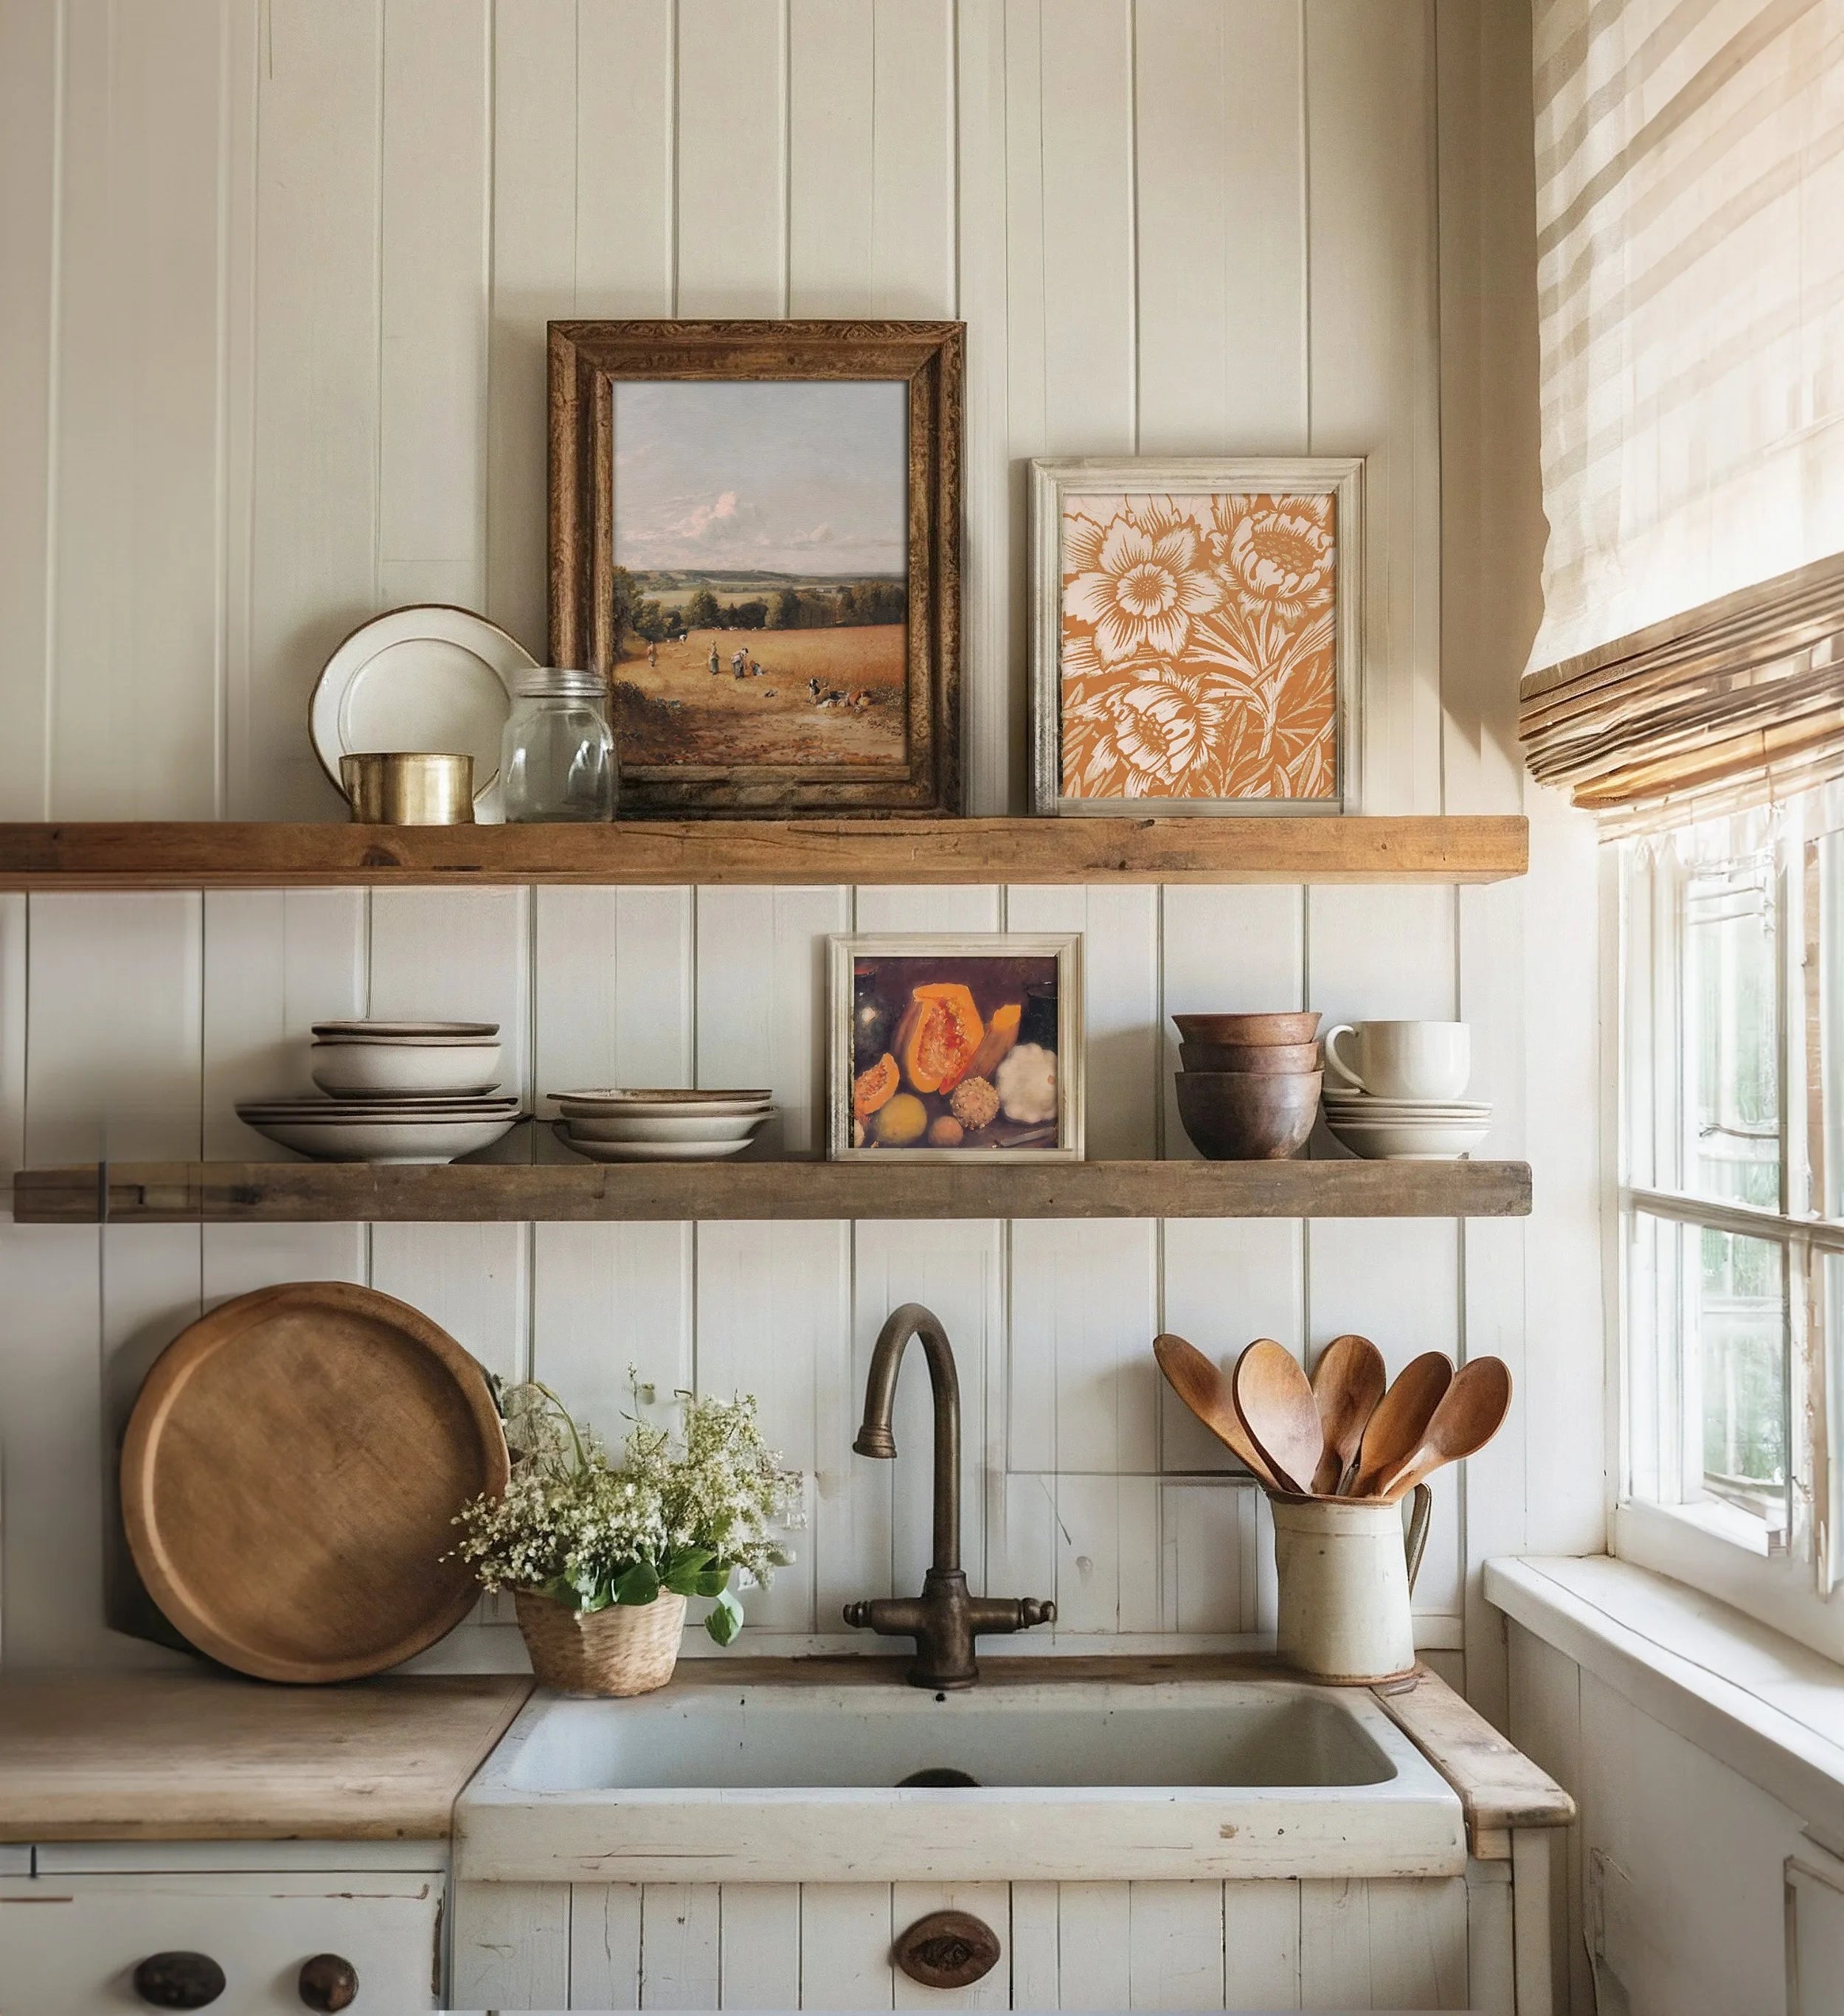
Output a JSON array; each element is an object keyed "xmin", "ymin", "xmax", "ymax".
[
  {"xmin": 561, "ymin": 1110, "xmax": 769, "ymax": 1143},
  {"xmin": 311, "ymin": 1040, "xmax": 503, "ymax": 1098},
  {"xmin": 240, "ymin": 1112, "xmax": 522, "ymax": 1163},
  {"xmin": 554, "ymin": 1124, "xmax": 759, "ymax": 1163},
  {"xmin": 1325, "ymin": 1115, "xmax": 1491, "ymax": 1160}
]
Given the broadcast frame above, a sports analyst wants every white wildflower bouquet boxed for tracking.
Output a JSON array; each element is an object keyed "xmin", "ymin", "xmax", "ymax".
[{"xmin": 453, "ymin": 1380, "xmax": 805, "ymax": 1645}]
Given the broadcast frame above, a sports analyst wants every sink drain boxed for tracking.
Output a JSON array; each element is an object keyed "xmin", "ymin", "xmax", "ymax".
[{"xmin": 896, "ymin": 1766, "xmax": 980, "ymax": 1788}]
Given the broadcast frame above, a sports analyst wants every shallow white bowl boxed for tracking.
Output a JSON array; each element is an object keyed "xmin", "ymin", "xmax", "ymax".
[
  {"xmin": 311, "ymin": 1041, "xmax": 503, "ymax": 1098},
  {"xmin": 562, "ymin": 1111, "xmax": 769, "ymax": 1143},
  {"xmin": 241, "ymin": 1112, "xmax": 521, "ymax": 1163},
  {"xmin": 555, "ymin": 1126, "xmax": 759, "ymax": 1163},
  {"xmin": 312, "ymin": 1019, "xmax": 499, "ymax": 1039},
  {"xmin": 1325, "ymin": 1115, "xmax": 1491, "ymax": 1161}
]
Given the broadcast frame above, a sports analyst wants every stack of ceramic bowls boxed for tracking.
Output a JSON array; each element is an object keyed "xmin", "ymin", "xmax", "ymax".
[
  {"xmin": 235, "ymin": 1020, "xmax": 522, "ymax": 1163},
  {"xmin": 1320, "ymin": 1019, "xmax": 1491, "ymax": 1160},
  {"xmin": 551, "ymin": 1087, "xmax": 775, "ymax": 1163},
  {"xmin": 1171, "ymin": 1012, "xmax": 1324, "ymax": 1160}
]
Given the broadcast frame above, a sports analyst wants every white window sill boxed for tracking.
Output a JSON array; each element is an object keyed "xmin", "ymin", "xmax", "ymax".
[{"xmin": 1485, "ymin": 1555, "xmax": 1844, "ymax": 1852}]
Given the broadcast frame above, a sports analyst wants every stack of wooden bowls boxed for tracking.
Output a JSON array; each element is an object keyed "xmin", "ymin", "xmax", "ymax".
[{"xmin": 1172, "ymin": 1011, "xmax": 1323, "ymax": 1160}]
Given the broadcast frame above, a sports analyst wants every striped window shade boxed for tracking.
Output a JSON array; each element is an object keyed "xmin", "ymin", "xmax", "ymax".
[{"xmin": 1519, "ymin": 0, "xmax": 1844, "ymax": 825}]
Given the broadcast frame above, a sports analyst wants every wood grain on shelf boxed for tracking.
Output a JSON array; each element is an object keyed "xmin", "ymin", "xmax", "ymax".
[
  {"xmin": 0, "ymin": 817, "xmax": 1529, "ymax": 888},
  {"xmin": 1373, "ymin": 1663, "xmax": 1576, "ymax": 1856},
  {"xmin": 13, "ymin": 1157, "xmax": 1534, "ymax": 1225},
  {"xmin": 0, "ymin": 1672, "xmax": 531, "ymax": 1842}
]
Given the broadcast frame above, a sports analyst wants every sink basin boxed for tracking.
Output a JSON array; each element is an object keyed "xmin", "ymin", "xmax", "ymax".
[{"xmin": 457, "ymin": 1660, "xmax": 1466, "ymax": 1884}]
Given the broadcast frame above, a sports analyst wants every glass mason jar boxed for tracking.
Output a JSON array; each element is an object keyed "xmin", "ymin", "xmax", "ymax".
[{"xmin": 499, "ymin": 668, "xmax": 617, "ymax": 822}]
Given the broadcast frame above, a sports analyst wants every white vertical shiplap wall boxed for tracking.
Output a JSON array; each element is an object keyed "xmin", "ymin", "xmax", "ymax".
[{"xmin": 0, "ymin": 0, "xmax": 1593, "ymax": 1688}]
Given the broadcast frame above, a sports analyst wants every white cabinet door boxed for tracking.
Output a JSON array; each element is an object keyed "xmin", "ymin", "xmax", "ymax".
[{"xmin": 0, "ymin": 1873, "xmax": 443, "ymax": 2015}]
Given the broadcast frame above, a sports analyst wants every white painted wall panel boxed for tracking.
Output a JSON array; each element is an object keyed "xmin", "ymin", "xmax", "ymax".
[{"xmin": 0, "ymin": 0, "xmax": 1573, "ymax": 1699}]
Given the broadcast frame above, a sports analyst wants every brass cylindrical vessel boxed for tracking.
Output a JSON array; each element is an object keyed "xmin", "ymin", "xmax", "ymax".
[{"xmin": 339, "ymin": 752, "xmax": 475, "ymax": 825}]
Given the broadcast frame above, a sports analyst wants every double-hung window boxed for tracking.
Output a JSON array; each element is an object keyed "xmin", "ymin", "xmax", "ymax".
[{"xmin": 1617, "ymin": 792, "xmax": 1844, "ymax": 1655}]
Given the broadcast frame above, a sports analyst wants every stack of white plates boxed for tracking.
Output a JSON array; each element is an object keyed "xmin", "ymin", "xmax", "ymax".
[
  {"xmin": 239, "ymin": 1019, "xmax": 522, "ymax": 1163},
  {"xmin": 552, "ymin": 1087, "xmax": 774, "ymax": 1163},
  {"xmin": 1322, "ymin": 1090, "xmax": 1492, "ymax": 1162}
]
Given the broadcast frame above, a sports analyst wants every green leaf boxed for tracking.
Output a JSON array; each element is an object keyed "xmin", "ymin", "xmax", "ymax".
[
  {"xmin": 659, "ymin": 1547, "xmax": 718, "ymax": 1596},
  {"xmin": 690, "ymin": 1567, "xmax": 731, "ymax": 1598},
  {"xmin": 704, "ymin": 1586, "xmax": 744, "ymax": 1646},
  {"xmin": 612, "ymin": 1559, "xmax": 661, "ymax": 1607}
]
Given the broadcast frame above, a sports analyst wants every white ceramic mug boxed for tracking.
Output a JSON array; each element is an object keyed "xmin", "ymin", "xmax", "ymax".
[{"xmin": 1321, "ymin": 1020, "xmax": 1471, "ymax": 1101}]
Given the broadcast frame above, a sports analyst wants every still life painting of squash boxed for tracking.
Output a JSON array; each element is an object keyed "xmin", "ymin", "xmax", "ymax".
[
  {"xmin": 828, "ymin": 935, "xmax": 1084, "ymax": 1162},
  {"xmin": 1028, "ymin": 458, "xmax": 1363, "ymax": 815}
]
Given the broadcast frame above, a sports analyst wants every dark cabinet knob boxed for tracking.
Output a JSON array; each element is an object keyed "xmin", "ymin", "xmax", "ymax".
[
  {"xmin": 298, "ymin": 1953, "xmax": 360, "ymax": 2012},
  {"xmin": 893, "ymin": 1909, "xmax": 1002, "ymax": 1990},
  {"xmin": 132, "ymin": 1952, "xmax": 226, "ymax": 2008}
]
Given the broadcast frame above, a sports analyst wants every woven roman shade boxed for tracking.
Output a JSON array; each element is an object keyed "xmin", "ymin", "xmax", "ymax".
[
  {"xmin": 1519, "ymin": 0, "xmax": 1844, "ymax": 822},
  {"xmin": 1520, "ymin": 550, "xmax": 1844, "ymax": 830}
]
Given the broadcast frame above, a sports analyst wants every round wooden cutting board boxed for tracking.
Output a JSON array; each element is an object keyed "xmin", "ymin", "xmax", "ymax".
[{"xmin": 122, "ymin": 1282, "xmax": 509, "ymax": 1684}]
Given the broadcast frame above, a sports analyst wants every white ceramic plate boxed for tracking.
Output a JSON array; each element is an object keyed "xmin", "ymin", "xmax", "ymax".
[
  {"xmin": 554, "ymin": 1125, "xmax": 759, "ymax": 1163},
  {"xmin": 313, "ymin": 1019, "xmax": 499, "ymax": 1039},
  {"xmin": 308, "ymin": 606, "xmax": 535, "ymax": 819},
  {"xmin": 562, "ymin": 1111, "xmax": 770, "ymax": 1143},
  {"xmin": 240, "ymin": 1112, "xmax": 522, "ymax": 1163},
  {"xmin": 1321, "ymin": 1098, "xmax": 1492, "ymax": 1118},
  {"xmin": 311, "ymin": 1042, "xmax": 503, "ymax": 1099},
  {"xmin": 550, "ymin": 1086, "xmax": 772, "ymax": 1109},
  {"xmin": 238, "ymin": 1100, "xmax": 519, "ymax": 1120}
]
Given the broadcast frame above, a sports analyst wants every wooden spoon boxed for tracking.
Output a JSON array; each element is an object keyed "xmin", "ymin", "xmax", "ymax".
[
  {"xmin": 1231, "ymin": 1339, "xmax": 1325, "ymax": 1497},
  {"xmin": 1152, "ymin": 1332, "xmax": 1284, "ymax": 1491},
  {"xmin": 1350, "ymin": 1351, "xmax": 1454, "ymax": 1497},
  {"xmin": 1375, "ymin": 1357, "xmax": 1513, "ymax": 1501},
  {"xmin": 1309, "ymin": 1332, "xmax": 1387, "ymax": 1495}
]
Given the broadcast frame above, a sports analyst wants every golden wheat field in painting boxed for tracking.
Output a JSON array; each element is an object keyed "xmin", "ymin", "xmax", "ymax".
[
  {"xmin": 612, "ymin": 623, "xmax": 907, "ymax": 769},
  {"xmin": 1058, "ymin": 491, "xmax": 1339, "ymax": 803}
]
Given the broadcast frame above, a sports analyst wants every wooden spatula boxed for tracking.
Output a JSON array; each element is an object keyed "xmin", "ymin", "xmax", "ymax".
[
  {"xmin": 1375, "ymin": 1357, "xmax": 1513, "ymax": 1501},
  {"xmin": 1309, "ymin": 1332, "xmax": 1387, "ymax": 1494},
  {"xmin": 1231, "ymin": 1339, "xmax": 1324, "ymax": 1497},
  {"xmin": 1351, "ymin": 1351, "xmax": 1455, "ymax": 1497},
  {"xmin": 1153, "ymin": 1332, "xmax": 1284, "ymax": 1491}
]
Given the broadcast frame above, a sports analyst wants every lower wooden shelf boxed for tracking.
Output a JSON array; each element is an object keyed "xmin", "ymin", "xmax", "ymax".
[{"xmin": 13, "ymin": 1157, "xmax": 1533, "ymax": 1225}]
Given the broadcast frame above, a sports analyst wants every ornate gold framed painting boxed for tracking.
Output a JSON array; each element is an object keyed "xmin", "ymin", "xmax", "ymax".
[
  {"xmin": 1029, "ymin": 457, "xmax": 1364, "ymax": 816},
  {"xmin": 549, "ymin": 319, "xmax": 963, "ymax": 817}
]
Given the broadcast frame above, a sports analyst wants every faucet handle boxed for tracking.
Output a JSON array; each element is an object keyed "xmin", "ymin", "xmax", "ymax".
[{"xmin": 1019, "ymin": 1598, "xmax": 1056, "ymax": 1628}]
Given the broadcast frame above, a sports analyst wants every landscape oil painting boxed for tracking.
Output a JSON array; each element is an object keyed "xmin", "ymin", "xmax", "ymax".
[
  {"xmin": 548, "ymin": 319, "xmax": 965, "ymax": 816},
  {"xmin": 1029, "ymin": 457, "xmax": 1364, "ymax": 816},
  {"xmin": 829, "ymin": 935, "xmax": 1084, "ymax": 1163},
  {"xmin": 611, "ymin": 379, "xmax": 909, "ymax": 773}
]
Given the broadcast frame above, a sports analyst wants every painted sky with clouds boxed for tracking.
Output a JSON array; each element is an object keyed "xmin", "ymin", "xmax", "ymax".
[{"xmin": 612, "ymin": 379, "xmax": 908, "ymax": 578}]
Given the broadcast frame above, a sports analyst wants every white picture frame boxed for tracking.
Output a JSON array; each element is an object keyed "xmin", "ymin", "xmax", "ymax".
[{"xmin": 1029, "ymin": 455, "xmax": 1365, "ymax": 817}]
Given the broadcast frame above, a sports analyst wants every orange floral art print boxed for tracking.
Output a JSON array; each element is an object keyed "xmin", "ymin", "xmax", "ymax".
[{"xmin": 1058, "ymin": 492, "xmax": 1339, "ymax": 803}]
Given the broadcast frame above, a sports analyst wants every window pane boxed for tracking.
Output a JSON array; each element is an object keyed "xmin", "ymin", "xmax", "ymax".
[
  {"xmin": 1684, "ymin": 853, "xmax": 1781, "ymax": 1206},
  {"xmin": 1820, "ymin": 831, "xmax": 1844, "ymax": 1220},
  {"xmin": 1696, "ymin": 1227, "xmax": 1787, "ymax": 1517}
]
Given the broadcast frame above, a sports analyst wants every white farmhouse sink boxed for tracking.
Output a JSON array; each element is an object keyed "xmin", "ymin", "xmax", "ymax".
[{"xmin": 456, "ymin": 1661, "xmax": 1466, "ymax": 1885}]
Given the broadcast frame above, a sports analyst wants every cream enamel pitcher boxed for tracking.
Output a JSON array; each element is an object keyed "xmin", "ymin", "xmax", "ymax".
[{"xmin": 1270, "ymin": 1483, "xmax": 1433, "ymax": 1684}]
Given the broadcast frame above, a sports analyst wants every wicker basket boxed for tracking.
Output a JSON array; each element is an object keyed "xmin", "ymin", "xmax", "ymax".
[{"xmin": 513, "ymin": 1588, "xmax": 687, "ymax": 1696}]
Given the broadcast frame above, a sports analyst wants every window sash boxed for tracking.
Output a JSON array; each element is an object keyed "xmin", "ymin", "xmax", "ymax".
[{"xmin": 1618, "ymin": 800, "xmax": 1838, "ymax": 1601}]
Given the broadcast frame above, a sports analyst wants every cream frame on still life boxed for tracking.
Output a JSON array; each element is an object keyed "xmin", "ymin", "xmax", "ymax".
[
  {"xmin": 828, "ymin": 934, "xmax": 1084, "ymax": 1163},
  {"xmin": 1029, "ymin": 457, "xmax": 1364, "ymax": 815}
]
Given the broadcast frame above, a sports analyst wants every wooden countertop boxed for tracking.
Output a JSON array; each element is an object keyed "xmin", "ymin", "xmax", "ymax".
[
  {"xmin": 1374, "ymin": 1663, "xmax": 1576, "ymax": 1856},
  {"xmin": 0, "ymin": 1672, "xmax": 532, "ymax": 1842}
]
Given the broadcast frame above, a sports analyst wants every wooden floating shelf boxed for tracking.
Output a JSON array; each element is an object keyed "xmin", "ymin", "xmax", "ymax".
[
  {"xmin": 13, "ymin": 1158, "xmax": 1533, "ymax": 1225},
  {"xmin": 0, "ymin": 816, "xmax": 1528, "ymax": 889}
]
